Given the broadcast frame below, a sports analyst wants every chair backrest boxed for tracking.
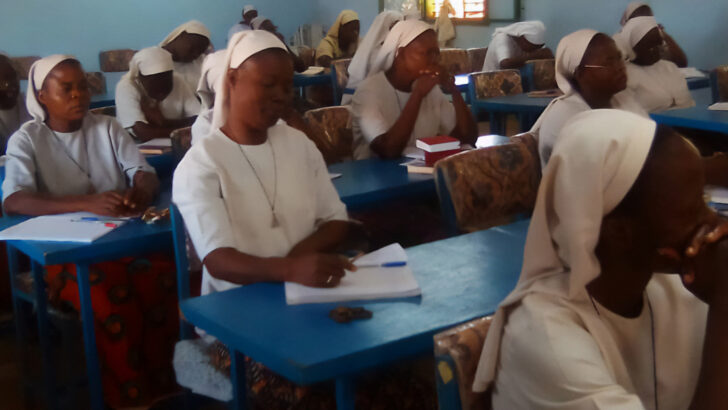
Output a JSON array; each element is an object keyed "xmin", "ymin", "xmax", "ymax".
[
  {"xmin": 85, "ymin": 72, "xmax": 107, "ymax": 96},
  {"xmin": 434, "ymin": 132, "xmax": 540, "ymax": 234},
  {"xmin": 9, "ymin": 56, "xmax": 40, "ymax": 80},
  {"xmin": 522, "ymin": 59, "xmax": 557, "ymax": 91},
  {"xmin": 170, "ymin": 126, "xmax": 193, "ymax": 161},
  {"xmin": 303, "ymin": 106, "xmax": 354, "ymax": 164},
  {"xmin": 330, "ymin": 58, "xmax": 353, "ymax": 105},
  {"xmin": 466, "ymin": 48, "xmax": 487, "ymax": 73},
  {"xmin": 99, "ymin": 49, "xmax": 136, "ymax": 72},
  {"xmin": 468, "ymin": 69, "xmax": 523, "ymax": 101},
  {"xmin": 711, "ymin": 65, "xmax": 728, "ymax": 103},
  {"xmin": 89, "ymin": 105, "xmax": 116, "ymax": 117},
  {"xmin": 439, "ymin": 48, "xmax": 471, "ymax": 75},
  {"xmin": 434, "ymin": 316, "xmax": 493, "ymax": 410},
  {"xmin": 295, "ymin": 45, "xmax": 316, "ymax": 68}
]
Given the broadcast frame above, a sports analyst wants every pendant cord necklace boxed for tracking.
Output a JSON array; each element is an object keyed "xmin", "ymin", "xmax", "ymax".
[
  {"xmin": 237, "ymin": 139, "xmax": 279, "ymax": 228},
  {"xmin": 48, "ymin": 125, "xmax": 91, "ymax": 180}
]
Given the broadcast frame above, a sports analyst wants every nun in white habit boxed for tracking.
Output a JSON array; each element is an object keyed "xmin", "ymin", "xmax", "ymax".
[
  {"xmin": 481, "ymin": 21, "xmax": 552, "ymax": 71},
  {"xmin": 173, "ymin": 30, "xmax": 351, "ymax": 296},
  {"xmin": 115, "ymin": 47, "xmax": 200, "ymax": 139},
  {"xmin": 191, "ymin": 49, "xmax": 226, "ymax": 145},
  {"xmin": 350, "ymin": 20, "xmax": 476, "ymax": 159},
  {"xmin": 532, "ymin": 29, "xmax": 646, "ymax": 168},
  {"xmin": 0, "ymin": 53, "xmax": 30, "ymax": 153},
  {"xmin": 618, "ymin": 16, "xmax": 693, "ymax": 112},
  {"xmin": 342, "ymin": 10, "xmax": 404, "ymax": 104},
  {"xmin": 3, "ymin": 55, "xmax": 155, "ymax": 209},
  {"xmin": 473, "ymin": 109, "xmax": 720, "ymax": 410},
  {"xmin": 160, "ymin": 20, "xmax": 212, "ymax": 91}
]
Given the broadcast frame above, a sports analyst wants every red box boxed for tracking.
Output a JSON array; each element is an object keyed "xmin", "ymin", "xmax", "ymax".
[{"xmin": 424, "ymin": 148, "xmax": 461, "ymax": 166}]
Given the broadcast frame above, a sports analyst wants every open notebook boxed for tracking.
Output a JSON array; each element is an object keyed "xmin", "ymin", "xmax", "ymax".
[
  {"xmin": 284, "ymin": 243, "xmax": 421, "ymax": 305},
  {"xmin": 0, "ymin": 212, "xmax": 130, "ymax": 243}
]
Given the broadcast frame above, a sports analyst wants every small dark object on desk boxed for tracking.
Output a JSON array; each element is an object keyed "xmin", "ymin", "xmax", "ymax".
[
  {"xmin": 142, "ymin": 207, "xmax": 170, "ymax": 224},
  {"xmin": 329, "ymin": 306, "xmax": 373, "ymax": 323}
]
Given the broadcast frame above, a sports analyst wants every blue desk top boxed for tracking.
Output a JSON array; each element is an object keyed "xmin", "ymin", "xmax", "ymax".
[
  {"xmin": 180, "ymin": 219, "xmax": 529, "ymax": 385},
  {"xmin": 328, "ymin": 158, "xmax": 435, "ymax": 210},
  {"xmin": 294, "ymin": 72, "xmax": 332, "ymax": 87},
  {"xmin": 472, "ymin": 92, "xmax": 553, "ymax": 113},
  {"xmin": 0, "ymin": 183, "xmax": 173, "ymax": 266},
  {"xmin": 650, "ymin": 88, "xmax": 728, "ymax": 134}
]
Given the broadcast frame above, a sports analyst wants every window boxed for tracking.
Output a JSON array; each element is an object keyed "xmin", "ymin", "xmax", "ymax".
[{"xmin": 425, "ymin": 0, "xmax": 488, "ymax": 21}]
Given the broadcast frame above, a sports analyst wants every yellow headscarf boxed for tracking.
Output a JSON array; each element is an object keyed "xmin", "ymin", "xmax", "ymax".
[{"xmin": 326, "ymin": 10, "xmax": 359, "ymax": 38}]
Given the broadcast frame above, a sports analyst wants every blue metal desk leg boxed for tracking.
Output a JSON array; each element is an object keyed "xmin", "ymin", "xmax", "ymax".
[
  {"xmin": 7, "ymin": 245, "xmax": 33, "ymax": 407},
  {"xmin": 31, "ymin": 260, "xmax": 58, "ymax": 410},
  {"xmin": 230, "ymin": 350, "xmax": 247, "ymax": 410},
  {"xmin": 335, "ymin": 376, "xmax": 355, "ymax": 410},
  {"xmin": 75, "ymin": 263, "xmax": 105, "ymax": 410}
]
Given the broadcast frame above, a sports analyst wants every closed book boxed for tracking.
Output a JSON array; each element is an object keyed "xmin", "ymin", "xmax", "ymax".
[
  {"xmin": 139, "ymin": 147, "xmax": 172, "ymax": 155},
  {"xmin": 416, "ymin": 135, "xmax": 461, "ymax": 153},
  {"xmin": 403, "ymin": 159, "xmax": 433, "ymax": 174},
  {"xmin": 424, "ymin": 148, "xmax": 461, "ymax": 166}
]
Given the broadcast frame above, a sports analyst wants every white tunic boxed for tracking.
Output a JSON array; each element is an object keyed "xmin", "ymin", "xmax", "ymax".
[
  {"xmin": 492, "ymin": 275, "xmax": 706, "ymax": 410},
  {"xmin": 174, "ymin": 57, "xmax": 205, "ymax": 94},
  {"xmin": 537, "ymin": 92, "xmax": 647, "ymax": 168},
  {"xmin": 114, "ymin": 73, "xmax": 201, "ymax": 130},
  {"xmin": 350, "ymin": 71, "xmax": 456, "ymax": 159},
  {"xmin": 2, "ymin": 114, "xmax": 155, "ymax": 202},
  {"xmin": 626, "ymin": 60, "xmax": 694, "ymax": 113},
  {"xmin": 173, "ymin": 123, "xmax": 348, "ymax": 295},
  {"xmin": 190, "ymin": 108, "xmax": 213, "ymax": 145},
  {"xmin": 482, "ymin": 33, "xmax": 526, "ymax": 72},
  {"xmin": 0, "ymin": 93, "xmax": 30, "ymax": 153}
]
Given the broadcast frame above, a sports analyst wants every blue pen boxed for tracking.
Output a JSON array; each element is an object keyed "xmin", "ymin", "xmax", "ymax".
[{"xmin": 355, "ymin": 261, "xmax": 407, "ymax": 268}]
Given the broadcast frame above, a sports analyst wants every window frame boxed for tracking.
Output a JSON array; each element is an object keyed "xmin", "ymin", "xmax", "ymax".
[{"xmin": 378, "ymin": 0, "xmax": 522, "ymax": 25}]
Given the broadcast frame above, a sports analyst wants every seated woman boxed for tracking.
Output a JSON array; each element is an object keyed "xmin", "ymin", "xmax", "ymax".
[
  {"xmin": 0, "ymin": 53, "xmax": 30, "ymax": 153},
  {"xmin": 251, "ymin": 16, "xmax": 307, "ymax": 72},
  {"xmin": 3, "ymin": 55, "xmax": 176, "ymax": 408},
  {"xmin": 620, "ymin": 16, "xmax": 694, "ymax": 113},
  {"xmin": 115, "ymin": 47, "xmax": 200, "ymax": 142},
  {"xmin": 342, "ymin": 10, "xmax": 404, "ymax": 104},
  {"xmin": 351, "ymin": 20, "xmax": 477, "ymax": 159},
  {"xmin": 315, "ymin": 10, "xmax": 360, "ymax": 68},
  {"xmin": 481, "ymin": 21, "xmax": 554, "ymax": 71},
  {"xmin": 618, "ymin": 2, "xmax": 687, "ymax": 67},
  {"xmin": 227, "ymin": 4, "xmax": 257, "ymax": 42},
  {"xmin": 474, "ymin": 109, "xmax": 728, "ymax": 409},
  {"xmin": 160, "ymin": 20, "xmax": 211, "ymax": 91},
  {"xmin": 534, "ymin": 29, "xmax": 647, "ymax": 168}
]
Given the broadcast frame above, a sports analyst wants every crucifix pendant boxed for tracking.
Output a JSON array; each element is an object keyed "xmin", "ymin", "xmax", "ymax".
[{"xmin": 272, "ymin": 212, "xmax": 280, "ymax": 228}]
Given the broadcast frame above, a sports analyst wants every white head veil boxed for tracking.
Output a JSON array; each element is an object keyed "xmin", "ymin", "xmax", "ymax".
[
  {"xmin": 620, "ymin": 1, "xmax": 651, "ymax": 26},
  {"xmin": 251, "ymin": 16, "xmax": 270, "ymax": 30},
  {"xmin": 160, "ymin": 20, "xmax": 211, "ymax": 47},
  {"xmin": 370, "ymin": 20, "xmax": 433, "ymax": 75},
  {"xmin": 196, "ymin": 50, "xmax": 227, "ymax": 110},
  {"xmin": 347, "ymin": 11, "xmax": 404, "ymax": 89},
  {"xmin": 243, "ymin": 5, "xmax": 256, "ymax": 15},
  {"xmin": 530, "ymin": 29, "xmax": 599, "ymax": 133},
  {"xmin": 26, "ymin": 54, "xmax": 77, "ymax": 121},
  {"xmin": 210, "ymin": 30, "xmax": 287, "ymax": 130},
  {"xmin": 120, "ymin": 47, "xmax": 174, "ymax": 91},
  {"xmin": 616, "ymin": 16, "xmax": 660, "ymax": 61},
  {"xmin": 473, "ymin": 109, "xmax": 656, "ymax": 391},
  {"xmin": 493, "ymin": 21, "xmax": 546, "ymax": 46}
]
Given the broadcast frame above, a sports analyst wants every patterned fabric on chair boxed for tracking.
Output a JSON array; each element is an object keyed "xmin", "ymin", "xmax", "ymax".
[
  {"xmin": 99, "ymin": 49, "xmax": 136, "ymax": 72},
  {"xmin": 470, "ymin": 69, "xmax": 523, "ymax": 100},
  {"xmin": 526, "ymin": 58, "xmax": 557, "ymax": 91},
  {"xmin": 331, "ymin": 58, "xmax": 352, "ymax": 104},
  {"xmin": 303, "ymin": 106, "xmax": 353, "ymax": 164},
  {"xmin": 295, "ymin": 46, "xmax": 316, "ymax": 69},
  {"xmin": 711, "ymin": 65, "xmax": 728, "ymax": 102},
  {"xmin": 89, "ymin": 105, "xmax": 116, "ymax": 117},
  {"xmin": 434, "ymin": 316, "xmax": 492, "ymax": 410},
  {"xmin": 439, "ymin": 48, "xmax": 471, "ymax": 75},
  {"xmin": 10, "ymin": 56, "xmax": 40, "ymax": 80},
  {"xmin": 466, "ymin": 48, "xmax": 487, "ymax": 74},
  {"xmin": 85, "ymin": 72, "xmax": 106, "ymax": 96},
  {"xmin": 170, "ymin": 126, "xmax": 192, "ymax": 161},
  {"xmin": 434, "ymin": 132, "xmax": 540, "ymax": 233}
]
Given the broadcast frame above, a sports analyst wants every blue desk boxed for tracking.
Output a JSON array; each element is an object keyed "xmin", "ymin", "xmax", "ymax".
[
  {"xmin": 329, "ymin": 158, "xmax": 435, "ymax": 210},
  {"xmin": 651, "ymin": 88, "xmax": 728, "ymax": 134},
  {"xmin": 1, "ymin": 185, "xmax": 174, "ymax": 410},
  {"xmin": 180, "ymin": 219, "xmax": 529, "ymax": 410},
  {"xmin": 687, "ymin": 76, "xmax": 710, "ymax": 90},
  {"xmin": 294, "ymin": 72, "xmax": 332, "ymax": 87}
]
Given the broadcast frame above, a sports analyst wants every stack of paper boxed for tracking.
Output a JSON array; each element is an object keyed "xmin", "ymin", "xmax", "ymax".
[
  {"xmin": 138, "ymin": 138, "xmax": 172, "ymax": 155},
  {"xmin": 284, "ymin": 243, "xmax": 421, "ymax": 305},
  {"xmin": 708, "ymin": 102, "xmax": 728, "ymax": 111},
  {"xmin": 706, "ymin": 185, "xmax": 728, "ymax": 204},
  {"xmin": 0, "ymin": 212, "xmax": 129, "ymax": 243},
  {"xmin": 680, "ymin": 67, "xmax": 707, "ymax": 79}
]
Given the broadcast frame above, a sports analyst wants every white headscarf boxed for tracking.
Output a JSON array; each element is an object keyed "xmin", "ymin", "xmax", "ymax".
[
  {"xmin": 620, "ymin": 1, "xmax": 651, "ymax": 26},
  {"xmin": 196, "ymin": 49, "xmax": 227, "ymax": 110},
  {"xmin": 370, "ymin": 20, "xmax": 433, "ymax": 75},
  {"xmin": 347, "ymin": 11, "xmax": 404, "ymax": 89},
  {"xmin": 210, "ymin": 30, "xmax": 287, "ymax": 130},
  {"xmin": 160, "ymin": 20, "xmax": 211, "ymax": 47},
  {"xmin": 243, "ymin": 5, "xmax": 256, "ymax": 15},
  {"xmin": 615, "ymin": 16, "xmax": 659, "ymax": 61},
  {"xmin": 530, "ymin": 29, "xmax": 598, "ymax": 132},
  {"xmin": 26, "ymin": 54, "xmax": 76, "ymax": 121},
  {"xmin": 492, "ymin": 21, "xmax": 546, "ymax": 46},
  {"xmin": 251, "ymin": 16, "xmax": 270, "ymax": 30},
  {"xmin": 121, "ymin": 47, "xmax": 174, "ymax": 86},
  {"xmin": 473, "ymin": 109, "xmax": 656, "ymax": 392}
]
